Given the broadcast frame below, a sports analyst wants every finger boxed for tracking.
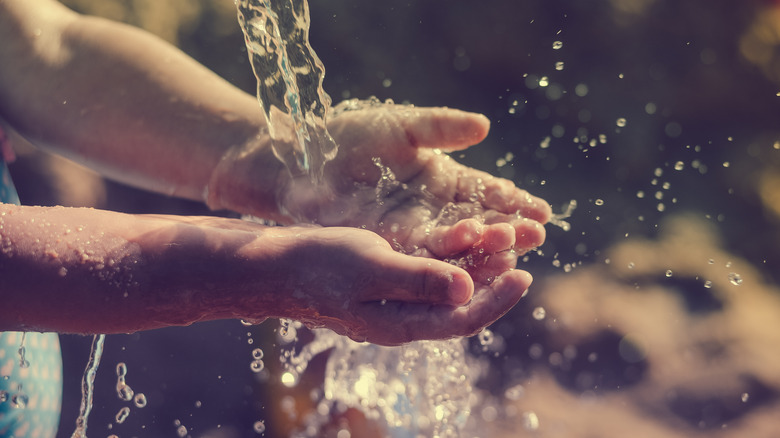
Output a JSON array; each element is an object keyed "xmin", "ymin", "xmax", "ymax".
[
  {"xmin": 398, "ymin": 107, "xmax": 490, "ymax": 151},
  {"xmin": 454, "ymin": 269, "xmax": 533, "ymax": 336},
  {"xmin": 468, "ymin": 250, "xmax": 519, "ymax": 285},
  {"xmin": 476, "ymin": 222, "xmax": 516, "ymax": 253},
  {"xmin": 362, "ymin": 269, "xmax": 532, "ymax": 345},
  {"xmin": 425, "ymin": 219, "xmax": 484, "ymax": 257},
  {"xmin": 363, "ymin": 250, "xmax": 474, "ymax": 306},
  {"xmin": 478, "ymin": 177, "xmax": 553, "ymax": 223},
  {"xmin": 484, "ymin": 212, "xmax": 547, "ymax": 251}
]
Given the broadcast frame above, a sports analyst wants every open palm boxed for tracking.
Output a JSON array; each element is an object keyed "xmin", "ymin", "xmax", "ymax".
[{"xmin": 278, "ymin": 103, "xmax": 551, "ymax": 283}]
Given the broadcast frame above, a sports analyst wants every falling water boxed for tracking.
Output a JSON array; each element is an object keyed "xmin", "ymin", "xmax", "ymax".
[
  {"xmin": 71, "ymin": 334, "xmax": 106, "ymax": 438},
  {"xmin": 236, "ymin": 0, "xmax": 338, "ymax": 182}
]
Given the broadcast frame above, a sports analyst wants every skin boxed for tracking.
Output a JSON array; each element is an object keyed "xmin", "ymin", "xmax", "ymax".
[{"xmin": 0, "ymin": 0, "xmax": 550, "ymax": 345}]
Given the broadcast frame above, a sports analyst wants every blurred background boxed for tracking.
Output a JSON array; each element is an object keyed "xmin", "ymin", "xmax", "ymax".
[{"xmin": 9, "ymin": 0, "xmax": 779, "ymax": 436}]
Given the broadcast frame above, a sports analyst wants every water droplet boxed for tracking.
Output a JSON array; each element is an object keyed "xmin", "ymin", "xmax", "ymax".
[
  {"xmin": 636, "ymin": 190, "xmax": 645, "ymax": 199},
  {"xmin": 627, "ymin": 262, "xmax": 635, "ymax": 269},
  {"xmin": 532, "ymin": 307, "xmax": 546, "ymax": 320},
  {"xmin": 555, "ymin": 61, "xmax": 564, "ymax": 71},
  {"xmin": 250, "ymin": 359, "xmax": 265, "ymax": 373},
  {"xmin": 58, "ymin": 266, "xmax": 68, "ymax": 277},
  {"xmin": 254, "ymin": 420, "xmax": 266, "ymax": 434},
  {"xmin": 116, "ymin": 362, "xmax": 127, "ymax": 377},
  {"xmin": 478, "ymin": 329, "xmax": 494, "ymax": 346},
  {"xmin": 616, "ymin": 118, "xmax": 627, "ymax": 127},
  {"xmin": 17, "ymin": 352, "xmax": 29, "ymax": 369},
  {"xmin": 704, "ymin": 280, "xmax": 713, "ymax": 288},
  {"xmin": 252, "ymin": 348, "xmax": 264, "ymax": 360},
  {"xmin": 115, "ymin": 406, "xmax": 130, "ymax": 424},
  {"xmin": 728, "ymin": 272, "xmax": 742, "ymax": 286},
  {"xmin": 11, "ymin": 393, "xmax": 28, "ymax": 409},
  {"xmin": 674, "ymin": 161, "xmax": 684, "ymax": 171},
  {"xmin": 539, "ymin": 76, "xmax": 549, "ymax": 87},
  {"xmin": 504, "ymin": 384, "xmax": 525, "ymax": 400},
  {"xmin": 665, "ymin": 270, "xmax": 673, "ymax": 277},
  {"xmin": 117, "ymin": 384, "xmax": 134, "ymax": 402},
  {"xmin": 522, "ymin": 411, "xmax": 540, "ymax": 431},
  {"xmin": 176, "ymin": 424, "xmax": 188, "ymax": 438},
  {"xmin": 540, "ymin": 136, "xmax": 551, "ymax": 149},
  {"xmin": 594, "ymin": 198, "xmax": 604, "ymax": 206},
  {"xmin": 552, "ymin": 41, "xmax": 563, "ymax": 50},
  {"xmin": 741, "ymin": 392, "xmax": 750, "ymax": 403},
  {"xmin": 134, "ymin": 393, "xmax": 147, "ymax": 408},
  {"xmin": 723, "ymin": 161, "xmax": 730, "ymax": 168}
]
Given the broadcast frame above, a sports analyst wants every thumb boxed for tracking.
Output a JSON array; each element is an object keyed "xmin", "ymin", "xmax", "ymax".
[
  {"xmin": 362, "ymin": 250, "xmax": 474, "ymax": 306},
  {"xmin": 398, "ymin": 107, "xmax": 490, "ymax": 151}
]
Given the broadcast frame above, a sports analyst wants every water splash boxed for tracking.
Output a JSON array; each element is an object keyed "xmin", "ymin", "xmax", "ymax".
[
  {"xmin": 282, "ymin": 330, "xmax": 476, "ymax": 437},
  {"xmin": 549, "ymin": 199, "xmax": 577, "ymax": 231},
  {"xmin": 115, "ymin": 362, "xmax": 134, "ymax": 402},
  {"xmin": 236, "ymin": 0, "xmax": 338, "ymax": 182},
  {"xmin": 71, "ymin": 334, "xmax": 106, "ymax": 438}
]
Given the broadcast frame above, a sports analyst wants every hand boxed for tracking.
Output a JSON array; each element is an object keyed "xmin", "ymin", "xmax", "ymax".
[
  {"xmin": 250, "ymin": 225, "xmax": 532, "ymax": 346},
  {"xmin": 279, "ymin": 103, "xmax": 550, "ymax": 281}
]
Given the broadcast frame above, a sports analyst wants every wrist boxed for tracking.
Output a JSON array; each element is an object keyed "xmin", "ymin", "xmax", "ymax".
[{"xmin": 204, "ymin": 132, "xmax": 289, "ymax": 221}]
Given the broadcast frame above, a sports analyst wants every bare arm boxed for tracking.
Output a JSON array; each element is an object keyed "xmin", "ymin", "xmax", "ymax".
[
  {"xmin": 0, "ymin": 0, "xmax": 281, "ymax": 214},
  {"xmin": 0, "ymin": 204, "xmax": 530, "ymax": 345}
]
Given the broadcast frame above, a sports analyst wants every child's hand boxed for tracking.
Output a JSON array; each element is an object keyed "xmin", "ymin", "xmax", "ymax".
[
  {"xmin": 280, "ymin": 105, "xmax": 550, "ymax": 289},
  {"xmin": 248, "ymin": 225, "xmax": 532, "ymax": 346}
]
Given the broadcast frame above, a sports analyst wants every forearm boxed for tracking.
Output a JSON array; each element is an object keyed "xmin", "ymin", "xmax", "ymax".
[
  {"xmin": 0, "ymin": 0, "xmax": 281, "ymax": 214},
  {"xmin": 0, "ymin": 204, "xmax": 287, "ymax": 334}
]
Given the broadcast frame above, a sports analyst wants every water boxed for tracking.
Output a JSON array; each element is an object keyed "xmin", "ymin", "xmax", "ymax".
[
  {"xmin": 71, "ymin": 334, "xmax": 106, "ymax": 438},
  {"xmin": 235, "ymin": 0, "xmax": 495, "ymax": 434},
  {"xmin": 280, "ymin": 327, "xmax": 475, "ymax": 437},
  {"xmin": 236, "ymin": 0, "xmax": 338, "ymax": 182},
  {"xmin": 549, "ymin": 199, "xmax": 577, "ymax": 231}
]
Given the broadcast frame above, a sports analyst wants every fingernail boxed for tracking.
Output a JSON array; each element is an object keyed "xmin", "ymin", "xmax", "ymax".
[
  {"xmin": 449, "ymin": 273, "xmax": 474, "ymax": 305},
  {"xmin": 521, "ymin": 271, "xmax": 533, "ymax": 298}
]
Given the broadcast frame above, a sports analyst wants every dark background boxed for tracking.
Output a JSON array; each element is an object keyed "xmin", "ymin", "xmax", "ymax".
[{"xmin": 28, "ymin": 0, "xmax": 780, "ymax": 437}]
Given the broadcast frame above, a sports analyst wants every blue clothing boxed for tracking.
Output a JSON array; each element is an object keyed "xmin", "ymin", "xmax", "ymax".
[{"xmin": 0, "ymin": 159, "xmax": 62, "ymax": 438}]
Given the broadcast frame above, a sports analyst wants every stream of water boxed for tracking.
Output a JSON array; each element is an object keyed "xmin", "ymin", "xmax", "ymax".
[{"xmin": 236, "ymin": 0, "xmax": 338, "ymax": 182}]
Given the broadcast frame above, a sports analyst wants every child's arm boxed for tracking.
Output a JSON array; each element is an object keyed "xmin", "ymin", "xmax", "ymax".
[
  {"xmin": 0, "ymin": 0, "xmax": 281, "ymax": 214},
  {"xmin": 0, "ymin": 204, "xmax": 530, "ymax": 345}
]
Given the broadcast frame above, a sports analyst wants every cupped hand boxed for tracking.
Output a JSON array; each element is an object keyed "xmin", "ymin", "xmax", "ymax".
[
  {"xmin": 278, "ymin": 103, "xmax": 551, "ymax": 279},
  {"xmin": 253, "ymin": 225, "xmax": 532, "ymax": 346}
]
